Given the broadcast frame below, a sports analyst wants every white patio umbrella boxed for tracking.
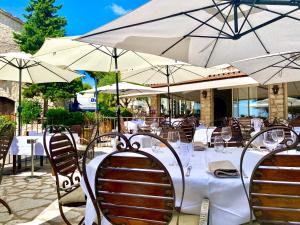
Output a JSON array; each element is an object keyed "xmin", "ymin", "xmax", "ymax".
[
  {"xmin": 121, "ymin": 62, "xmax": 229, "ymax": 121},
  {"xmin": 232, "ymin": 51, "xmax": 300, "ymax": 85},
  {"xmin": 79, "ymin": 0, "xmax": 300, "ymax": 67},
  {"xmin": 34, "ymin": 36, "xmax": 174, "ymax": 132},
  {"xmin": 82, "ymin": 82, "xmax": 163, "ymax": 95},
  {"xmin": 0, "ymin": 52, "xmax": 82, "ymax": 135}
]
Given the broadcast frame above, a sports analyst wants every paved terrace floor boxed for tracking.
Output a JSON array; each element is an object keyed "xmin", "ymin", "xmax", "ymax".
[{"xmin": 0, "ymin": 164, "xmax": 84, "ymax": 225}]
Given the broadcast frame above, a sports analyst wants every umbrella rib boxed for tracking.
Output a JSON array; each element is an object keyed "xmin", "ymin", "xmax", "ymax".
[
  {"xmin": 263, "ymin": 54, "xmax": 300, "ymax": 85},
  {"xmin": 118, "ymin": 49, "xmax": 128, "ymax": 58},
  {"xmin": 79, "ymin": 2, "xmax": 229, "ymax": 38},
  {"xmin": 161, "ymin": 3, "xmax": 232, "ymax": 56},
  {"xmin": 102, "ymin": 45, "xmax": 114, "ymax": 56},
  {"xmin": 212, "ymin": 0, "xmax": 235, "ymax": 35},
  {"xmin": 249, "ymin": 54, "xmax": 296, "ymax": 75},
  {"xmin": 143, "ymin": 67, "xmax": 167, "ymax": 84},
  {"xmin": 66, "ymin": 48, "xmax": 99, "ymax": 68},
  {"xmin": 239, "ymin": 7, "xmax": 299, "ymax": 38},
  {"xmin": 173, "ymin": 65, "xmax": 205, "ymax": 78},
  {"xmin": 122, "ymin": 67, "xmax": 155, "ymax": 81},
  {"xmin": 205, "ymin": 4, "xmax": 234, "ymax": 68},
  {"xmin": 36, "ymin": 62, "xmax": 69, "ymax": 82},
  {"xmin": 281, "ymin": 54, "xmax": 300, "ymax": 68},
  {"xmin": 238, "ymin": 4, "xmax": 255, "ymax": 34},
  {"xmin": 249, "ymin": 4, "xmax": 300, "ymax": 23},
  {"xmin": 132, "ymin": 52, "xmax": 163, "ymax": 68},
  {"xmin": 271, "ymin": 65, "xmax": 300, "ymax": 70},
  {"xmin": 26, "ymin": 66, "xmax": 34, "ymax": 83},
  {"xmin": 238, "ymin": 6, "xmax": 269, "ymax": 54},
  {"xmin": 184, "ymin": 13, "xmax": 232, "ymax": 38},
  {"xmin": 0, "ymin": 58, "xmax": 18, "ymax": 71}
]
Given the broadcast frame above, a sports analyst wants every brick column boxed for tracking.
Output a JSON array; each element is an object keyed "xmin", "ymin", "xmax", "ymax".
[
  {"xmin": 150, "ymin": 95, "xmax": 161, "ymax": 117},
  {"xmin": 200, "ymin": 89, "xmax": 214, "ymax": 126},
  {"xmin": 268, "ymin": 83, "xmax": 288, "ymax": 121}
]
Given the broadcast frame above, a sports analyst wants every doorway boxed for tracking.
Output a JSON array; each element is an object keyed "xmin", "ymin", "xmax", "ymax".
[{"xmin": 214, "ymin": 89, "xmax": 232, "ymax": 126}]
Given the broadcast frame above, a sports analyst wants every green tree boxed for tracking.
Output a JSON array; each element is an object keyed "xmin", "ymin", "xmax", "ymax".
[
  {"xmin": 21, "ymin": 99, "xmax": 42, "ymax": 124},
  {"xmin": 14, "ymin": 0, "xmax": 67, "ymax": 54},
  {"xmin": 14, "ymin": 0, "xmax": 85, "ymax": 114},
  {"xmin": 83, "ymin": 83, "xmax": 92, "ymax": 90}
]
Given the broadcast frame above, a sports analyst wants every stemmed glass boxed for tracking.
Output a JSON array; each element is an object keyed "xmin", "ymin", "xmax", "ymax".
[
  {"xmin": 221, "ymin": 127, "xmax": 232, "ymax": 148},
  {"xmin": 263, "ymin": 131, "xmax": 278, "ymax": 151},
  {"xmin": 168, "ymin": 131, "xmax": 180, "ymax": 166}
]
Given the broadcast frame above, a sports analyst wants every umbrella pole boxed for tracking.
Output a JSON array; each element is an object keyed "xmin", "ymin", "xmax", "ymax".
[
  {"xmin": 166, "ymin": 65, "xmax": 171, "ymax": 124},
  {"xmin": 113, "ymin": 48, "xmax": 121, "ymax": 132},
  {"xmin": 18, "ymin": 65, "xmax": 22, "ymax": 136}
]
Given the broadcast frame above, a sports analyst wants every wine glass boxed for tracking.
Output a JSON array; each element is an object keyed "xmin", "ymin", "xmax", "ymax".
[
  {"xmin": 272, "ymin": 129, "xmax": 285, "ymax": 146},
  {"xmin": 179, "ymin": 144, "xmax": 191, "ymax": 167},
  {"xmin": 221, "ymin": 126, "xmax": 232, "ymax": 148},
  {"xmin": 263, "ymin": 131, "xmax": 278, "ymax": 151},
  {"xmin": 214, "ymin": 136, "xmax": 224, "ymax": 153},
  {"xmin": 167, "ymin": 131, "xmax": 180, "ymax": 151}
]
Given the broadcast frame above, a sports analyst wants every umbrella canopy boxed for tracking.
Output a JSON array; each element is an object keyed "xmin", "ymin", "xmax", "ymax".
[
  {"xmin": 232, "ymin": 51, "xmax": 300, "ymax": 85},
  {"xmin": 34, "ymin": 36, "xmax": 174, "ymax": 132},
  {"xmin": 82, "ymin": 82, "xmax": 163, "ymax": 95},
  {"xmin": 79, "ymin": 0, "xmax": 300, "ymax": 67},
  {"xmin": 121, "ymin": 62, "xmax": 232, "ymax": 120},
  {"xmin": 0, "ymin": 52, "xmax": 82, "ymax": 135}
]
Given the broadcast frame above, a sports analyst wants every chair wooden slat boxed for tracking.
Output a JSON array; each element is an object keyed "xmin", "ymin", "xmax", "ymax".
[
  {"xmin": 102, "ymin": 156, "xmax": 162, "ymax": 170},
  {"xmin": 260, "ymin": 155, "xmax": 300, "ymax": 167},
  {"xmin": 101, "ymin": 203, "xmax": 172, "ymax": 222},
  {"xmin": 251, "ymin": 193, "xmax": 300, "ymax": 209},
  {"xmin": 100, "ymin": 168, "xmax": 169, "ymax": 183},
  {"xmin": 99, "ymin": 192, "xmax": 173, "ymax": 210},
  {"xmin": 97, "ymin": 181, "xmax": 173, "ymax": 197},
  {"xmin": 108, "ymin": 215, "xmax": 167, "ymax": 225},
  {"xmin": 252, "ymin": 182, "xmax": 300, "ymax": 196},
  {"xmin": 253, "ymin": 207, "xmax": 300, "ymax": 221},
  {"xmin": 253, "ymin": 168, "xmax": 300, "ymax": 182}
]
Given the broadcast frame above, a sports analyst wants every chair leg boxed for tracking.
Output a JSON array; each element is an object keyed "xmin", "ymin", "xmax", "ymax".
[
  {"xmin": 59, "ymin": 203, "xmax": 85, "ymax": 225},
  {"xmin": 0, "ymin": 198, "xmax": 11, "ymax": 214}
]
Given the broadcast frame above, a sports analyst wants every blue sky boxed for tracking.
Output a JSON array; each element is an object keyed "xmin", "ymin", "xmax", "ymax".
[{"xmin": 0, "ymin": 0, "xmax": 148, "ymax": 86}]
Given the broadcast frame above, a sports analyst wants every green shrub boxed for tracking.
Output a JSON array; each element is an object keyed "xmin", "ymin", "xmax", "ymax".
[
  {"xmin": 45, "ymin": 108, "xmax": 84, "ymax": 126},
  {"xmin": 84, "ymin": 111, "xmax": 96, "ymax": 124},
  {"xmin": 0, "ymin": 115, "xmax": 16, "ymax": 132},
  {"xmin": 121, "ymin": 108, "xmax": 133, "ymax": 118},
  {"xmin": 21, "ymin": 99, "xmax": 42, "ymax": 124}
]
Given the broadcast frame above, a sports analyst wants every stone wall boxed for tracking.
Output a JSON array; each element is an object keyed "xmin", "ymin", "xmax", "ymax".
[
  {"xmin": 200, "ymin": 89, "xmax": 214, "ymax": 126},
  {"xmin": 0, "ymin": 9, "xmax": 23, "ymax": 114},
  {"xmin": 268, "ymin": 83, "xmax": 288, "ymax": 121}
]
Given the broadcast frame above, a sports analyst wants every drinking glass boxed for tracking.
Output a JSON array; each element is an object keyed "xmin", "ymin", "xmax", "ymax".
[
  {"xmin": 221, "ymin": 126, "xmax": 232, "ymax": 148},
  {"xmin": 167, "ymin": 131, "xmax": 180, "ymax": 151},
  {"xmin": 263, "ymin": 131, "xmax": 278, "ymax": 151},
  {"xmin": 214, "ymin": 136, "xmax": 224, "ymax": 153},
  {"xmin": 179, "ymin": 144, "xmax": 191, "ymax": 167},
  {"xmin": 272, "ymin": 129, "xmax": 285, "ymax": 145}
]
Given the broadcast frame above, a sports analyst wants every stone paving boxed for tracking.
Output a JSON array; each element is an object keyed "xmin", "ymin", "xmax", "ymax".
[{"xmin": 0, "ymin": 165, "xmax": 85, "ymax": 225}]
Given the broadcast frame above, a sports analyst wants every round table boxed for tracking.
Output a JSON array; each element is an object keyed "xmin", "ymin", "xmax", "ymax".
[{"xmin": 81, "ymin": 147, "xmax": 266, "ymax": 225}]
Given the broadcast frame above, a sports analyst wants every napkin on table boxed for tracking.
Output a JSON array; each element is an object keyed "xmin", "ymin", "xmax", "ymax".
[{"xmin": 208, "ymin": 160, "xmax": 240, "ymax": 178}]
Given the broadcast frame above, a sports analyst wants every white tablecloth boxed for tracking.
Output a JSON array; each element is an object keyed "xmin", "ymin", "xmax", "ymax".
[
  {"xmin": 81, "ymin": 147, "xmax": 267, "ymax": 225},
  {"xmin": 194, "ymin": 127, "xmax": 216, "ymax": 144},
  {"xmin": 9, "ymin": 133, "xmax": 79, "ymax": 156}
]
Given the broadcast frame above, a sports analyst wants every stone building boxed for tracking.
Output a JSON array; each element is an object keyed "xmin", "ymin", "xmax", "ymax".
[{"xmin": 0, "ymin": 9, "xmax": 23, "ymax": 115}]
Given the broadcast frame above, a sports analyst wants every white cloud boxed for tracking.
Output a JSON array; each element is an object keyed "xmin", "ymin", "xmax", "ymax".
[{"xmin": 110, "ymin": 3, "xmax": 130, "ymax": 16}]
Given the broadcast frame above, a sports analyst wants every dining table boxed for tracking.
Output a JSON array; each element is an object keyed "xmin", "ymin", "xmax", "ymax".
[
  {"xmin": 81, "ymin": 145, "xmax": 269, "ymax": 225},
  {"xmin": 193, "ymin": 126, "xmax": 216, "ymax": 144}
]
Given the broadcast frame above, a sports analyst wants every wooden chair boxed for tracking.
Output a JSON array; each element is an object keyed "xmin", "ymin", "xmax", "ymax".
[
  {"xmin": 76, "ymin": 123, "xmax": 99, "ymax": 156},
  {"xmin": 173, "ymin": 119, "xmax": 196, "ymax": 143},
  {"xmin": 43, "ymin": 125, "xmax": 85, "ymax": 225},
  {"xmin": 238, "ymin": 117, "xmax": 254, "ymax": 141},
  {"xmin": 0, "ymin": 124, "xmax": 14, "ymax": 214},
  {"xmin": 240, "ymin": 126, "xmax": 300, "ymax": 224},
  {"xmin": 82, "ymin": 132, "xmax": 204, "ymax": 225},
  {"xmin": 210, "ymin": 126, "xmax": 244, "ymax": 147}
]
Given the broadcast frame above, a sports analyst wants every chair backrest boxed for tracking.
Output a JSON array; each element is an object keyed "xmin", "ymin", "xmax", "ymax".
[
  {"xmin": 210, "ymin": 126, "xmax": 243, "ymax": 147},
  {"xmin": 289, "ymin": 115, "xmax": 300, "ymax": 127},
  {"xmin": 43, "ymin": 125, "xmax": 81, "ymax": 190},
  {"xmin": 240, "ymin": 126, "xmax": 300, "ymax": 224},
  {"xmin": 0, "ymin": 124, "xmax": 14, "ymax": 183},
  {"xmin": 173, "ymin": 119, "xmax": 195, "ymax": 143},
  {"xmin": 82, "ymin": 132, "xmax": 185, "ymax": 225}
]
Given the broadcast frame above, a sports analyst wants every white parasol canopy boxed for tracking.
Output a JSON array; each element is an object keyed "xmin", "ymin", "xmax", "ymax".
[
  {"xmin": 0, "ymin": 52, "xmax": 82, "ymax": 135},
  {"xmin": 82, "ymin": 82, "xmax": 163, "ymax": 95},
  {"xmin": 232, "ymin": 51, "xmax": 300, "ymax": 85},
  {"xmin": 79, "ymin": 0, "xmax": 300, "ymax": 67}
]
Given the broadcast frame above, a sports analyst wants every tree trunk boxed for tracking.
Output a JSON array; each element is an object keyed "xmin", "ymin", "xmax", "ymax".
[{"xmin": 43, "ymin": 98, "xmax": 48, "ymax": 117}]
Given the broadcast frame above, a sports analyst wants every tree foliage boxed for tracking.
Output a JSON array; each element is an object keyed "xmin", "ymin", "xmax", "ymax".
[
  {"xmin": 21, "ymin": 99, "xmax": 42, "ymax": 123},
  {"xmin": 14, "ymin": 0, "xmax": 67, "ymax": 54}
]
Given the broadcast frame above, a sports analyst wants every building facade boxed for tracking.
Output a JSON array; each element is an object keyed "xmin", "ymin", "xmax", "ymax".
[{"xmin": 0, "ymin": 9, "xmax": 23, "ymax": 115}]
